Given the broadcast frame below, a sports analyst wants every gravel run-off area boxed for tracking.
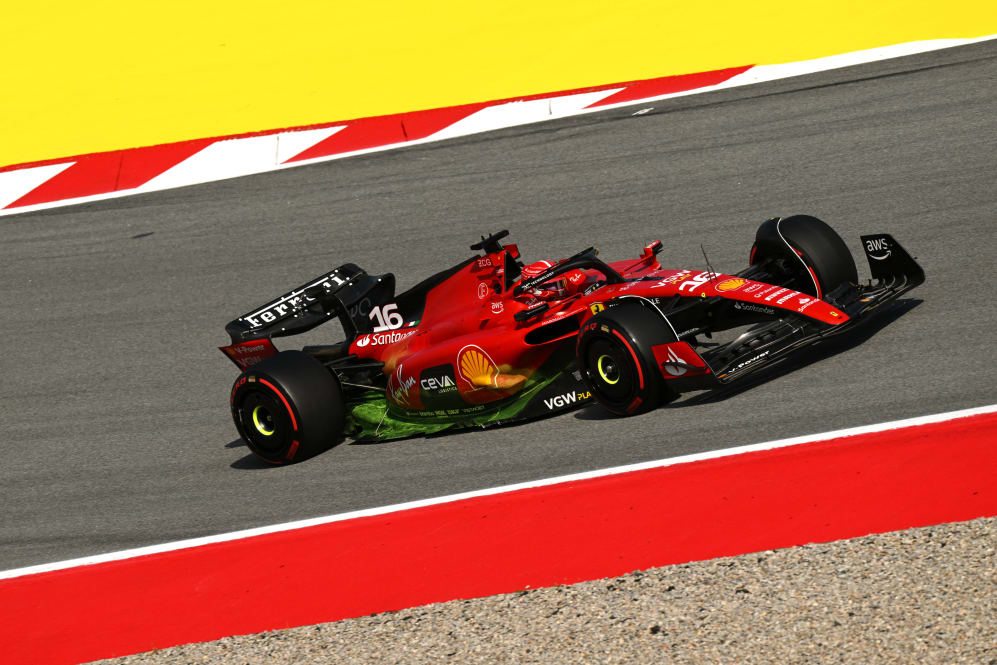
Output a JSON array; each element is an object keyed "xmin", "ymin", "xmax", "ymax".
[{"xmin": 95, "ymin": 516, "xmax": 996, "ymax": 665}]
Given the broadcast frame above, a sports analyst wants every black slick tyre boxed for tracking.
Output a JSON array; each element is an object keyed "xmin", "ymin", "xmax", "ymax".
[
  {"xmin": 230, "ymin": 350, "xmax": 345, "ymax": 464},
  {"xmin": 576, "ymin": 301, "xmax": 677, "ymax": 416},
  {"xmin": 750, "ymin": 215, "xmax": 858, "ymax": 298}
]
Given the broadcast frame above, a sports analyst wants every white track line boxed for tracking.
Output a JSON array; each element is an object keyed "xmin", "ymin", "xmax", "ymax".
[
  {"xmin": 2, "ymin": 403, "xmax": 994, "ymax": 582},
  {"xmin": 1, "ymin": 35, "xmax": 995, "ymax": 217},
  {"xmin": 586, "ymin": 35, "xmax": 997, "ymax": 110}
]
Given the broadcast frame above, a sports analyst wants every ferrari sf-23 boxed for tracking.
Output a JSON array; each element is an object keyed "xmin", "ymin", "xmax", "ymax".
[{"xmin": 220, "ymin": 215, "xmax": 924, "ymax": 464}]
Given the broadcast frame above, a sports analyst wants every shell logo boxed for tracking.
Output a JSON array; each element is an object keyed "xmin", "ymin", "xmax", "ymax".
[
  {"xmin": 458, "ymin": 345, "xmax": 498, "ymax": 387},
  {"xmin": 457, "ymin": 345, "xmax": 526, "ymax": 390},
  {"xmin": 715, "ymin": 278, "xmax": 747, "ymax": 292}
]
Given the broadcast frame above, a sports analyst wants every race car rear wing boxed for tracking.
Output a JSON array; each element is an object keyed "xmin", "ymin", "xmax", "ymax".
[{"xmin": 223, "ymin": 263, "xmax": 396, "ymax": 345}]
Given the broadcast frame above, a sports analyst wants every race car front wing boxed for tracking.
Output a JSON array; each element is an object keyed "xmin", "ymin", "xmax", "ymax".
[{"xmin": 658, "ymin": 233, "xmax": 925, "ymax": 390}]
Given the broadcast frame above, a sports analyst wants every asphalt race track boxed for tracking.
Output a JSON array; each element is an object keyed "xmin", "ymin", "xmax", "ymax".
[{"xmin": 2, "ymin": 41, "xmax": 995, "ymax": 571}]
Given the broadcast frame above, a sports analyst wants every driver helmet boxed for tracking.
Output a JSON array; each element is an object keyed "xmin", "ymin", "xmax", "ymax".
[{"xmin": 520, "ymin": 260, "xmax": 585, "ymax": 299}]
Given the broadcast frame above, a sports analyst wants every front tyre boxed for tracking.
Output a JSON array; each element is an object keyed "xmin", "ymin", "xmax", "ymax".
[
  {"xmin": 750, "ymin": 214, "xmax": 857, "ymax": 298},
  {"xmin": 576, "ymin": 301, "xmax": 677, "ymax": 416},
  {"xmin": 230, "ymin": 350, "xmax": 345, "ymax": 464}
]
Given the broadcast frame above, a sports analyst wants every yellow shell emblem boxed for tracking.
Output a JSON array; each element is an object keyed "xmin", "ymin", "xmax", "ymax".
[
  {"xmin": 459, "ymin": 346, "xmax": 498, "ymax": 387},
  {"xmin": 715, "ymin": 278, "xmax": 747, "ymax": 292},
  {"xmin": 458, "ymin": 345, "xmax": 525, "ymax": 390}
]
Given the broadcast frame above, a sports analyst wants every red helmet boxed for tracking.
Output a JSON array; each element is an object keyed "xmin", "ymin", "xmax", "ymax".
[{"xmin": 520, "ymin": 260, "xmax": 585, "ymax": 299}]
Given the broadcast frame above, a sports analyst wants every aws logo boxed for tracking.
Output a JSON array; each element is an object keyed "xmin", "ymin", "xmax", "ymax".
[
  {"xmin": 457, "ymin": 345, "xmax": 525, "ymax": 390},
  {"xmin": 865, "ymin": 237, "xmax": 891, "ymax": 261}
]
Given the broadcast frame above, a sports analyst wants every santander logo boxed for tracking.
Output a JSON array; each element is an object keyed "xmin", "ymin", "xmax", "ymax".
[{"xmin": 355, "ymin": 330, "xmax": 414, "ymax": 348}]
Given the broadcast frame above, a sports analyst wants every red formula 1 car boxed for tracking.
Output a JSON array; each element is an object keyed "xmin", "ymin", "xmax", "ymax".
[{"xmin": 221, "ymin": 215, "xmax": 924, "ymax": 464}]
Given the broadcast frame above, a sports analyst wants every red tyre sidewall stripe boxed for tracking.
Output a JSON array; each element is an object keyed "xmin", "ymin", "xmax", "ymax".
[
  {"xmin": 259, "ymin": 379, "xmax": 298, "ymax": 432},
  {"xmin": 792, "ymin": 247, "xmax": 823, "ymax": 299},
  {"xmin": 610, "ymin": 329, "xmax": 644, "ymax": 389}
]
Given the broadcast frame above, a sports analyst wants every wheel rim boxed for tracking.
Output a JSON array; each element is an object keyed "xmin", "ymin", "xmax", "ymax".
[
  {"xmin": 584, "ymin": 337, "xmax": 635, "ymax": 405},
  {"xmin": 251, "ymin": 405, "xmax": 275, "ymax": 436},
  {"xmin": 596, "ymin": 354, "xmax": 620, "ymax": 385},
  {"xmin": 238, "ymin": 391, "xmax": 291, "ymax": 455}
]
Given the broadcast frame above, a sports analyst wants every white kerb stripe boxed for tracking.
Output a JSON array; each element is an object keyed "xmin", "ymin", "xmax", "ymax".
[
  {"xmin": 0, "ymin": 162, "xmax": 75, "ymax": 209},
  {"xmin": 691, "ymin": 35, "xmax": 997, "ymax": 94},
  {"xmin": 1, "ymin": 403, "xmax": 993, "ymax": 582},
  {"xmin": 577, "ymin": 35, "xmax": 997, "ymax": 111},
  {"xmin": 277, "ymin": 126, "xmax": 346, "ymax": 164},
  {"xmin": 137, "ymin": 126, "xmax": 344, "ymax": 192},
  {"xmin": 431, "ymin": 89, "xmax": 622, "ymax": 140}
]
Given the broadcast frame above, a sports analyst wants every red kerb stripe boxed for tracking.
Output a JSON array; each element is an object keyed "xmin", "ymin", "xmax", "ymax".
[
  {"xmin": 587, "ymin": 65, "xmax": 753, "ymax": 107},
  {"xmin": 7, "ymin": 139, "xmax": 214, "ymax": 208},
  {"xmin": 286, "ymin": 104, "xmax": 487, "ymax": 162},
  {"xmin": 2, "ymin": 66, "xmax": 757, "ymax": 210}
]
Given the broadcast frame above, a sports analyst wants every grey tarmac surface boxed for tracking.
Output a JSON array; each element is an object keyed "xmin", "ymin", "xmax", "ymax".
[
  {"xmin": 2, "ymin": 40, "xmax": 996, "ymax": 570},
  {"xmin": 92, "ymin": 517, "xmax": 997, "ymax": 665}
]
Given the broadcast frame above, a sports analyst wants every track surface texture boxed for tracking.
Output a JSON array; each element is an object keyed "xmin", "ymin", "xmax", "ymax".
[
  {"xmin": 2, "ymin": 41, "xmax": 995, "ymax": 570},
  {"xmin": 91, "ymin": 517, "xmax": 997, "ymax": 665}
]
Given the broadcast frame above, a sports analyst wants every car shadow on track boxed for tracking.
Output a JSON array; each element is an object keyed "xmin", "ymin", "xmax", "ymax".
[
  {"xmin": 574, "ymin": 298, "xmax": 922, "ymax": 420},
  {"xmin": 226, "ymin": 439, "xmax": 273, "ymax": 470},
  {"xmin": 228, "ymin": 437, "xmax": 352, "ymax": 470},
  {"xmin": 230, "ymin": 455, "xmax": 274, "ymax": 470}
]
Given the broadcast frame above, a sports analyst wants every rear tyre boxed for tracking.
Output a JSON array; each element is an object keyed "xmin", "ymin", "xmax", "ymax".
[
  {"xmin": 750, "ymin": 215, "xmax": 857, "ymax": 298},
  {"xmin": 576, "ymin": 301, "xmax": 677, "ymax": 416},
  {"xmin": 230, "ymin": 350, "xmax": 345, "ymax": 464}
]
